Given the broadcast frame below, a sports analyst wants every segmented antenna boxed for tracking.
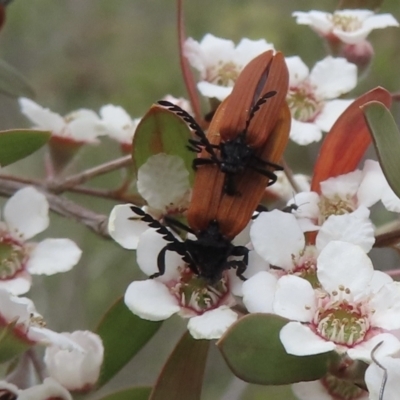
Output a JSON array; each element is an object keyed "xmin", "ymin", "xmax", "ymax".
[
  {"xmin": 130, "ymin": 206, "xmax": 178, "ymax": 244},
  {"xmin": 244, "ymin": 90, "xmax": 277, "ymax": 132},
  {"xmin": 157, "ymin": 100, "xmax": 218, "ymax": 159}
]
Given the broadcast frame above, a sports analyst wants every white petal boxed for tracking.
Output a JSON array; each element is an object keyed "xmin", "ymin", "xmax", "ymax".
[
  {"xmin": 124, "ymin": 280, "xmax": 180, "ymax": 321},
  {"xmin": 197, "ymin": 81, "xmax": 233, "ymax": 101},
  {"xmin": 368, "ymin": 270, "xmax": 393, "ymax": 294},
  {"xmin": 4, "ymin": 187, "xmax": 49, "ymax": 240},
  {"xmin": 137, "ymin": 154, "xmax": 190, "ymax": 212},
  {"xmin": 242, "ymin": 271, "xmax": 278, "ymax": 313},
  {"xmin": 187, "ymin": 307, "xmax": 237, "ymax": 340},
  {"xmin": 108, "ymin": 204, "xmax": 149, "ymax": 250},
  {"xmin": 317, "ymin": 241, "xmax": 373, "ymax": 295},
  {"xmin": 370, "ymin": 282, "xmax": 400, "ymax": 330},
  {"xmin": 292, "ymin": 381, "xmax": 333, "ymax": 400},
  {"xmin": 310, "ymin": 57, "xmax": 357, "ymax": 99},
  {"xmin": 320, "ymin": 170, "xmax": 363, "ymax": 199},
  {"xmin": 347, "ymin": 333, "xmax": 400, "ymax": 362},
  {"xmin": 229, "ymin": 249, "xmax": 268, "ymax": 297},
  {"xmin": 363, "ymin": 13, "xmax": 399, "ymax": 30},
  {"xmin": 100, "ymin": 104, "xmax": 136, "ymax": 144},
  {"xmin": 67, "ymin": 118, "xmax": 102, "ymax": 143},
  {"xmin": 250, "ymin": 210, "xmax": 305, "ymax": 269},
  {"xmin": 292, "ymin": 11, "xmax": 333, "ymax": 35},
  {"xmin": 316, "ymin": 211, "xmax": 375, "ymax": 253},
  {"xmin": 358, "ymin": 159, "xmax": 387, "ymax": 207},
  {"xmin": 18, "ymin": 378, "xmax": 72, "ymax": 400},
  {"xmin": 273, "ymin": 275, "xmax": 315, "ymax": 322},
  {"xmin": 136, "ymin": 228, "xmax": 184, "ymax": 281},
  {"xmin": 382, "ymin": 186, "xmax": 400, "ymax": 213},
  {"xmin": 291, "ymin": 192, "xmax": 320, "ymax": 220},
  {"xmin": 234, "ymin": 38, "xmax": 275, "ymax": 66},
  {"xmin": 27, "ymin": 238, "xmax": 82, "ymax": 275},
  {"xmin": 280, "ymin": 322, "xmax": 336, "ymax": 356},
  {"xmin": 285, "ymin": 56, "xmax": 309, "ymax": 87},
  {"xmin": 28, "ymin": 327, "xmax": 83, "ymax": 351},
  {"xmin": 314, "ymin": 99, "xmax": 353, "ymax": 132},
  {"xmin": 289, "ymin": 119, "xmax": 322, "ymax": 145},
  {"xmin": 0, "ymin": 271, "xmax": 31, "ymax": 295},
  {"xmin": 19, "ymin": 98, "xmax": 65, "ymax": 133}
]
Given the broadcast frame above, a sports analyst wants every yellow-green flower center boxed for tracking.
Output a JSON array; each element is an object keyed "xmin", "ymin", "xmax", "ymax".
[
  {"xmin": 331, "ymin": 14, "xmax": 363, "ymax": 32},
  {"xmin": 213, "ymin": 61, "xmax": 240, "ymax": 87},
  {"xmin": 319, "ymin": 194, "xmax": 355, "ymax": 223},
  {"xmin": 316, "ymin": 297, "xmax": 369, "ymax": 346},
  {"xmin": 287, "ymin": 83, "xmax": 323, "ymax": 122},
  {"xmin": 0, "ymin": 238, "xmax": 25, "ymax": 280}
]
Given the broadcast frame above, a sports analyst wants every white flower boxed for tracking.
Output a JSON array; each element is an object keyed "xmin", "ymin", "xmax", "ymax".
[
  {"xmin": 292, "ymin": 376, "xmax": 368, "ymax": 400},
  {"xmin": 19, "ymin": 97, "xmax": 104, "ymax": 144},
  {"xmin": 290, "ymin": 160, "xmax": 389, "ymax": 228},
  {"xmin": 108, "ymin": 154, "xmax": 190, "ymax": 250},
  {"xmin": 243, "ymin": 209, "xmax": 375, "ymax": 311},
  {"xmin": 0, "ymin": 288, "xmax": 81, "ymax": 350},
  {"xmin": 0, "ymin": 187, "xmax": 82, "ymax": 295},
  {"xmin": 44, "ymin": 330, "xmax": 104, "ymax": 391},
  {"xmin": 99, "ymin": 104, "xmax": 140, "ymax": 147},
  {"xmin": 124, "ymin": 227, "xmax": 239, "ymax": 340},
  {"xmin": 184, "ymin": 34, "xmax": 274, "ymax": 101},
  {"xmin": 286, "ymin": 56, "xmax": 357, "ymax": 145},
  {"xmin": 18, "ymin": 378, "xmax": 72, "ymax": 400},
  {"xmin": 276, "ymin": 241, "xmax": 400, "ymax": 361},
  {"xmin": 293, "ymin": 9, "xmax": 399, "ymax": 45}
]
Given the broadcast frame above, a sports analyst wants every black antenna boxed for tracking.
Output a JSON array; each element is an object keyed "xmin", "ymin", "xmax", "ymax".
[{"xmin": 371, "ymin": 341, "xmax": 388, "ymax": 400}]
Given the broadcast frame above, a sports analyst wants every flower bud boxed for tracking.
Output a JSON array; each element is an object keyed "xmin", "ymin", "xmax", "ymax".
[
  {"xmin": 44, "ymin": 330, "xmax": 104, "ymax": 392},
  {"xmin": 341, "ymin": 40, "xmax": 374, "ymax": 75}
]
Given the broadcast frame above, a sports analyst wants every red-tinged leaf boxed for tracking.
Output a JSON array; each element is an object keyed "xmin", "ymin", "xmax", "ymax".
[
  {"xmin": 96, "ymin": 297, "xmax": 162, "ymax": 388},
  {"xmin": 149, "ymin": 331, "xmax": 209, "ymax": 400},
  {"xmin": 311, "ymin": 87, "xmax": 391, "ymax": 192},
  {"xmin": 98, "ymin": 387, "xmax": 152, "ymax": 400},
  {"xmin": 0, "ymin": 129, "xmax": 50, "ymax": 167},
  {"xmin": 362, "ymin": 101, "xmax": 400, "ymax": 198},
  {"xmin": 132, "ymin": 105, "xmax": 194, "ymax": 184},
  {"xmin": 218, "ymin": 314, "xmax": 337, "ymax": 385}
]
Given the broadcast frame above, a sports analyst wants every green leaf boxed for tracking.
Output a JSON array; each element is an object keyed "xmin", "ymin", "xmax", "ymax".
[
  {"xmin": 149, "ymin": 331, "xmax": 209, "ymax": 400},
  {"xmin": 0, "ymin": 129, "xmax": 51, "ymax": 167},
  {"xmin": 98, "ymin": 387, "xmax": 152, "ymax": 400},
  {"xmin": 132, "ymin": 105, "xmax": 195, "ymax": 184},
  {"xmin": 362, "ymin": 101, "xmax": 400, "ymax": 198},
  {"xmin": 96, "ymin": 297, "xmax": 162, "ymax": 387},
  {"xmin": 218, "ymin": 314, "xmax": 337, "ymax": 385},
  {"xmin": 0, "ymin": 59, "xmax": 35, "ymax": 98}
]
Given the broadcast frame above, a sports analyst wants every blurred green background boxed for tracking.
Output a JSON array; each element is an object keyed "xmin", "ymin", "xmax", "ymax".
[{"xmin": 0, "ymin": 1, "xmax": 399, "ymax": 399}]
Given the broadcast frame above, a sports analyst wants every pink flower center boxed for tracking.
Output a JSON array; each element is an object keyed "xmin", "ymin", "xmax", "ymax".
[
  {"xmin": 292, "ymin": 246, "xmax": 320, "ymax": 288},
  {"xmin": 169, "ymin": 267, "xmax": 233, "ymax": 315},
  {"xmin": 314, "ymin": 288, "xmax": 370, "ymax": 346},
  {"xmin": 0, "ymin": 235, "xmax": 27, "ymax": 280},
  {"xmin": 287, "ymin": 81, "xmax": 323, "ymax": 122}
]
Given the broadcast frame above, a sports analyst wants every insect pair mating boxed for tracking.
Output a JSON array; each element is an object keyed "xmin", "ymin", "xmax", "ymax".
[{"xmin": 134, "ymin": 50, "xmax": 291, "ymax": 284}]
